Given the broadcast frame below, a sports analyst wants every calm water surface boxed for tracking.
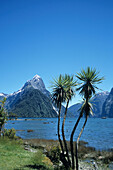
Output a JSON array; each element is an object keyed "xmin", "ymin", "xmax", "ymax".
[{"xmin": 5, "ymin": 118, "xmax": 113, "ymax": 150}]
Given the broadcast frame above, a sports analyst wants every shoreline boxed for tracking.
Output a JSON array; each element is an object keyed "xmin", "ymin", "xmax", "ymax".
[
  {"xmin": 23, "ymin": 138, "xmax": 113, "ymax": 170},
  {"xmin": 21, "ymin": 136, "xmax": 113, "ymax": 152}
]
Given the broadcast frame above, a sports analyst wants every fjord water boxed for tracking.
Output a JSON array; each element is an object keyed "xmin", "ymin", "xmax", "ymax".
[{"xmin": 5, "ymin": 118, "xmax": 113, "ymax": 150}]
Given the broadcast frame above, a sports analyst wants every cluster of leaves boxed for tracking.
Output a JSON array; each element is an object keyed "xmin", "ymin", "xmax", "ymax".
[
  {"xmin": 0, "ymin": 98, "xmax": 8, "ymax": 136},
  {"xmin": 46, "ymin": 145, "xmax": 61, "ymax": 164},
  {"xmin": 3, "ymin": 128, "xmax": 17, "ymax": 139},
  {"xmin": 31, "ymin": 150, "xmax": 53, "ymax": 169}
]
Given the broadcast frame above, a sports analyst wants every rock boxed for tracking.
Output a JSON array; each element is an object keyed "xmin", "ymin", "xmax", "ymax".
[{"xmin": 27, "ymin": 129, "xmax": 34, "ymax": 132}]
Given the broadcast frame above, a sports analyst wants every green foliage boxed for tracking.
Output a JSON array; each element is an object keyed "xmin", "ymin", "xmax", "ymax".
[
  {"xmin": 32, "ymin": 150, "xmax": 54, "ymax": 169},
  {"xmin": 51, "ymin": 74, "xmax": 67, "ymax": 108},
  {"xmin": 3, "ymin": 128, "xmax": 17, "ymax": 139},
  {"xmin": 0, "ymin": 98, "xmax": 7, "ymax": 136},
  {"xmin": 46, "ymin": 145, "xmax": 61, "ymax": 164},
  {"xmin": 76, "ymin": 67, "xmax": 104, "ymax": 99},
  {"xmin": 77, "ymin": 67, "xmax": 104, "ymax": 117}
]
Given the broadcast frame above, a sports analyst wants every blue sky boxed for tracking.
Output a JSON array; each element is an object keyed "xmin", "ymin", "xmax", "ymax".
[{"xmin": 0, "ymin": 0, "xmax": 113, "ymax": 106}]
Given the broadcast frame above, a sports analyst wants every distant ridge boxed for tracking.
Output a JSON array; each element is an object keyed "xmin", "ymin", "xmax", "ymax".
[
  {"xmin": 102, "ymin": 88, "xmax": 113, "ymax": 118},
  {"xmin": 0, "ymin": 75, "xmax": 113, "ymax": 118},
  {"xmin": 68, "ymin": 91, "xmax": 109, "ymax": 118}
]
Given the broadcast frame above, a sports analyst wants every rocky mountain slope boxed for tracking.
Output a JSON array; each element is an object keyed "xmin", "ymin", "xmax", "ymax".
[
  {"xmin": 9, "ymin": 88, "xmax": 57, "ymax": 118},
  {"xmin": 1, "ymin": 75, "xmax": 57, "ymax": 118},
  {"xmin": 101, "ymin": 88, "xmax": 113, "ymax": 118},
  {"xmin": 91, "ymin": 91, "xmax": 109, "ymax": 117},
  {"xmin": 68, "ymin": 91, "xmax": 109, "ymax": 117}
]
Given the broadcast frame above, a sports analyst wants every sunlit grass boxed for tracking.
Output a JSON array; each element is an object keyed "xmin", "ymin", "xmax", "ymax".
[{"xmin": 0, "ymin": 137, "xmax": 53, "ymax": 169}]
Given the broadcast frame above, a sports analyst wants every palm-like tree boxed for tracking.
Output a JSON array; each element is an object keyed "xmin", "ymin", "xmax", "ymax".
[
  {"xmin": 61, "ymin": 74, "xmax": 77, "ymax": 166},
  {"xmin": 70, "ymin": 67, "xmax": 104, "ymax": 169},
  {"xmin": 76, "ymin": 67, "xmax": 104, "ymax": 101},
  {"xmin": 51, "ymin": 74, "xmax": 69, "ymax": 166},
  {"xmin": 75, "ymin": 100, "xmax": 93, "ymax": 170}
]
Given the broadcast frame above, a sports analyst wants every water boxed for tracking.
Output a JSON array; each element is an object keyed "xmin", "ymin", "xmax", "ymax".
[{"xmin": 5, "ymin": 118, "xmax": 113, "ymax": 150}]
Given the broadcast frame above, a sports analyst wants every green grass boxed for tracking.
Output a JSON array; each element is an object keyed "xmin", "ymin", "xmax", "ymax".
[{"xmin": 0, "ymin": 138, "xmax": 53, "ymax": 170}]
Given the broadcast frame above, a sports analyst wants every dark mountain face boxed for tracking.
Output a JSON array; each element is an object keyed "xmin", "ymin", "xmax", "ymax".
[
  {"xmin": 5, "ymin": 75, "xmax": 51, "ymax": 111},
  {"xmin": 9, "ymin": 88, "xmax": 57, "ymax": 118},
  {"xmin": 1, "ymin": 75, "xmax": 57, "ymax": 118},
  {"xmin": 102, "ymin": 88, "xmax": 113, "ymax": 118}
]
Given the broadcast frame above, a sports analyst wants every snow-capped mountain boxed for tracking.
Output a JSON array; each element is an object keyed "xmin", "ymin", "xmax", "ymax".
[
  {"xmin": 68, "ymin": 91, "xmax": 109, "ymax": 117},
  {"xmin": 8, "ymin": 74, "xmax": 50, "ymax": 99},
  {"xmin": 91, "ymin": 91, "xmax": 109, "ymax": 117},
  {"xmin": 6, "ymin": 75, "xmax": 50, "ymax": 107},
  {"xmin": 0, "ymin": 75, "xmax": 65, "ymax": 117},
  {"xmin": 21, "ymin": 75, "xmax": 50, "ymax": 97}
]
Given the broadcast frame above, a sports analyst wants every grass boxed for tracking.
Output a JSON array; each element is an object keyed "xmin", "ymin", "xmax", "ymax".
[
  {"xmin": 0, "ymin": 137, "xmax": 112, "ymax": 170},
  {"xmin": 0, "ymin": 137, "xmax": 53, "ymax": 170}
]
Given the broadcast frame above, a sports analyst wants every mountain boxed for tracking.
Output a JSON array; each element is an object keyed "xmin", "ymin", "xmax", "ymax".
[
  {"xmin": 21, "ymin": 75, "xmax": 50, "ymax": 97},
  {"xmin": 92, "ymin": 91, "xmax": 109, "ymax": 117},
  {"xmin": 4, "ymin": 75, "xmax": 57, "ymax": 118},
  {"xmin": 0, "ymin": 93, "xmax": 8, "ymax": 100},
  {"xmin": 5, "ymin": 75, "xmax": 50, "ymax": 110},
  {"xmin": 68, "ymin": 91, "xmax": 109, "ymax": 117},
  {"xmin": 68, "ymin": 103, "xmax": 82, "ymax": 117},
  {"xmin": 9, "ymin": 88, "xmax": 57, "ymax": 118},
  {"xmin": 101, "ymin": 88, "xmax": 113, "ymax": 118}
]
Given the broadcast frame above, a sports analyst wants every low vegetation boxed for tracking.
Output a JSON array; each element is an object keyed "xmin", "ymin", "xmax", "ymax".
[
  {"xmin": 24, "ymin": 139, "xmax": 113, "ymax": 170},
  {"xmin": 0, "ymin": 136, "xmax": 112, "ymax": 169},
  {"xmin": 0, "ymin": 137, "xmax": 54, "ymax": 170}
]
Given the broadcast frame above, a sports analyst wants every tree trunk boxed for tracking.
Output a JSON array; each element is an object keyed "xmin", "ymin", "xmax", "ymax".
[
  {"xmin": 58, "ymin": 103, "xmax": 68, "ymax": 167},
  {"xmin": 70, "ymin": 113, "xmax": 82, "ymax": 169},
  {"xmin": 75, "ymin": 115, "xmax": 88, "ymax": 170},
  {"xmin": 62, "ymin": 99, "xmax": 71, "ymax": 166},
  {"xmin": 58, "ymin": 103, "xmax": 64, "ymax": 154}
]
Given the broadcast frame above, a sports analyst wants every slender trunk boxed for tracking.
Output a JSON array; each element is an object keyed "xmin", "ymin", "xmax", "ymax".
[
  {"xmin": 58, "ymin": 103, "xmax": 64, "ymax": 154},
  {"xmin": 58, "ymin": 103, "xmax": 69, "ymax": 168},
  {"xmin": 62, "ymin": 99, "xmax": 71, "ymax": 166},
  {"xmin": 70, "ymin": 113, "xmax": 82, "ymax": 169},
  {"xmin": 75, "ymin": 115, "xmax": 88, "ymax": 170}
]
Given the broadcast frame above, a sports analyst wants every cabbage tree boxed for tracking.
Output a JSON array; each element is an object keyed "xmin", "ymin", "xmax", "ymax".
[
  {"xmin": 61, "ymin": 74, "xmax": 77, "ymax": 166},
  {"xmin": 70, "ymin": 67, "xmax": 104, "ymax": 169}
]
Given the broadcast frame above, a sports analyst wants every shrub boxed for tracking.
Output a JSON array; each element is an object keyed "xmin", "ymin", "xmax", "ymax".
[
  {"xmin": 46, "ymin": 145, "xmax": 61, "ymax": 164},
  {"xmin": 31, "ymin": 150, "xmax": 53, "ymax": 169},
  {"xmin": 3, "ymin": 128, "xmax": 17, "ymax": 139}
]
